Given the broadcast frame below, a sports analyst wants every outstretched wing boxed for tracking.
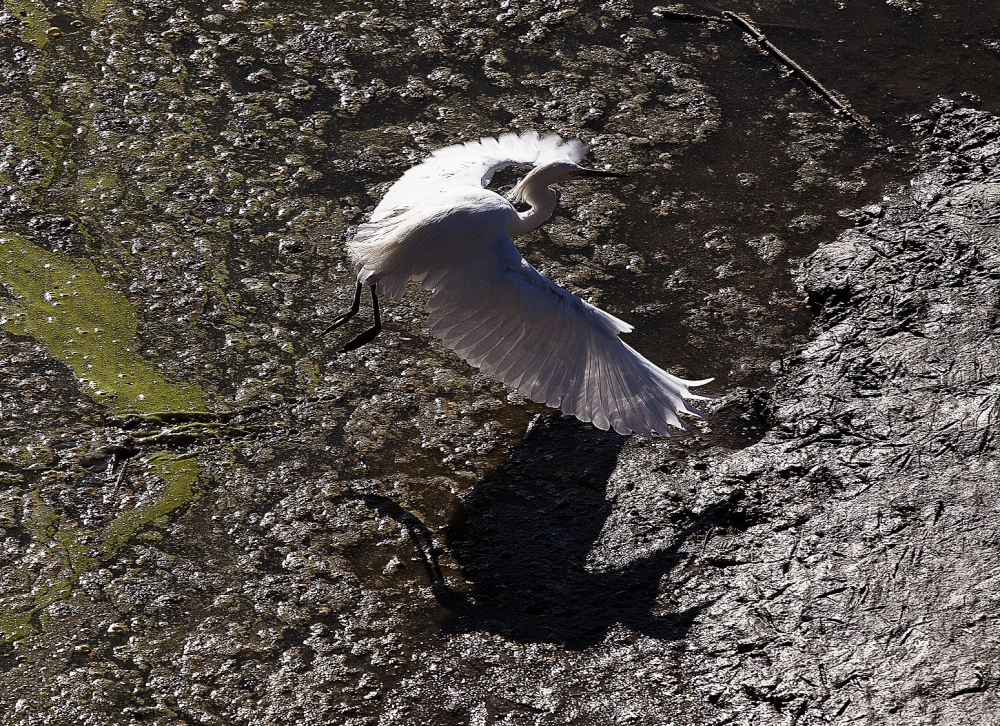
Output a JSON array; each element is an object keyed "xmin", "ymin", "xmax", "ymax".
[
  {"xmin": 372, "ymin": 132, "xmax": 588, "ymax": 222},
  {"xmin": 422, "ymin": 231, "xmax": 711, "ymax": 436}
]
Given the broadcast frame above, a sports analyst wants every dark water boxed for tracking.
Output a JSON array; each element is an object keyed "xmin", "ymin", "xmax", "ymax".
[{"xmin": 597, "ymin": 0, "xmax": 1000, "ymax": 390}]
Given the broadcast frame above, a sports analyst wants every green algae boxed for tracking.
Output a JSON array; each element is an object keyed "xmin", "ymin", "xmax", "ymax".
[
  {"xmin": 0, "ymin": 233, "xmax": 208, "ymax": 416},
  {"xmin": 0, "ymin": 231, "xmax": 213, "ymax": 642},
  {"xmin": 6, "ymin": 0, "xmax": 52, "ymax": 49},
  {"xmin": 103, "ymin": 452, "xmax": 200, "ymax": 554},
  {"xmin": 0, "ymin": 103, "xmax": 72, "ymax": 191},
  {"xmin": 0, "ymin": 452, "xmax": 201, "ymax": 642},
  {"xmin": 297, "ymin": 360, "xmax": 323, "ymax": 392},
  {"xmin": 77, "ymin": 171, "xmax": 119, "ymax": 193},
  {"xmin": 0, "ymin": 435, "xmax": 54, "ymax": 469},
  {"xmin": 23, "ymin": 493, "xmax": 59, "ymax": 542},
  {"xmin": 0, "ymin": 610, "xmax": 34, "ymax": 641},
  {"xmin": 6, "ymin": 0, "xmax": 112, "ymax": 45},
  {"xmin": 82, "ymin": 0, "xmax": 111, "ymax": 21},
  {"xmin": 0, "ymin": 496, "xmax": 97, "ymax": 641}
]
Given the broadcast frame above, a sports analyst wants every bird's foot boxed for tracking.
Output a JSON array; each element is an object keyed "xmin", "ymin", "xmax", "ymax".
[
  {"xmin": 321, "ymin": 281, "xmax": 363, "ymax": 336},
  {"xmin": 320, "ymin": 313, "xmax": 354, "ymax": 336}
]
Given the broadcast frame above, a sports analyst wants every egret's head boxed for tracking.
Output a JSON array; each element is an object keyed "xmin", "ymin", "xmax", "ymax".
[{"xmin": 511, "ymin": 159, "xmax": 626, "ymax": 203}]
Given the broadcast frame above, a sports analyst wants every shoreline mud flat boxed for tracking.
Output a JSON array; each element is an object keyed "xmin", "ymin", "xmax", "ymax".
[{"xmin": 5, "ymin": 105, "xmax": 997, "ymax": 726}]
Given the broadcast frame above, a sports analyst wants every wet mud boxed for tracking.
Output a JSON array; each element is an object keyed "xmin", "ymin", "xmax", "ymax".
[{"xmin": 1, "ymin": 0, "xmax": 1000, "ymax": 724}]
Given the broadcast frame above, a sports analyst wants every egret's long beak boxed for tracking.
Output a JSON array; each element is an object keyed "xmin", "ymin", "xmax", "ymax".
[{"xmin": 572, "ymin": 168, "xmax": 628, "ymax": 178}]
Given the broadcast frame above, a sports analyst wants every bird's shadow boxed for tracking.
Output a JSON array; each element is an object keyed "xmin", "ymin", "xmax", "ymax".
[{"xmin": 369, "ymin": 415, "xmax": 748, "ymax": 649}]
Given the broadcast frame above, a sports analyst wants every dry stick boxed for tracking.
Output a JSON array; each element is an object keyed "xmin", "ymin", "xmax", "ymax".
[
  {"xmin": 112, "ymin": 459, "xmax": 128, "ymax": 498},
  {"xmin": 653, "ymin": 7, "xmax": 881, "ymax": 140},
  {"xmin": 652, "ymin": 8, "xmax": 724, "ymax": 23},
  {"xmin": 721, "ymin": 11, "xmax": 881, "ymax": 139}
]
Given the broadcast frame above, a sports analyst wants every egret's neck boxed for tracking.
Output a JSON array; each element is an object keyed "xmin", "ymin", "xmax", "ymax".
[{"xmin": 509, "ymin": 181, "xmax": 557, "ymax": 238}]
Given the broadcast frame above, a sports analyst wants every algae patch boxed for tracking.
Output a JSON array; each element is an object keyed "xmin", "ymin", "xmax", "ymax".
[
  {"xmin": 0, "ymin": 452, "xmax": 201, "ymax": 642},
  {"xmin": 0, "ymin": 102, "xmax": 73, "ymax": 192},
  {"xmin": 103, "ymin": 452, "xmax": 200, "ymax": 553},
  {"xmin": 82, "ymin": 0, "xmax": 112, "ymax": 21},
  {"xmin": 5, "ymin": 0, "xmax": 53, "ymax": 49},
  {"xmin": 0, "ymin": 233, "xmax": 208, "ymax": 416}
]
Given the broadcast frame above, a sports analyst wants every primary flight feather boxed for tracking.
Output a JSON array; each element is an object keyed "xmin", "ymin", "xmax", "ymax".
[{"xmin": 327, "ymin": 131, "xmax": 712, "ymax": 436}]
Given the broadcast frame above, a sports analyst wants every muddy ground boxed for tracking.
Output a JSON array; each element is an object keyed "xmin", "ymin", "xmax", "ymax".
[{"xmin": 1, "ymin": 1, "xmax": 1000, "ymax": 724}]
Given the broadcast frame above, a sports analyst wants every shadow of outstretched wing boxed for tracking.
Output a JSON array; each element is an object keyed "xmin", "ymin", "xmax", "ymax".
[{"xmin": 433, "ymin": 416, "xmax": 712, "ymax": 648}]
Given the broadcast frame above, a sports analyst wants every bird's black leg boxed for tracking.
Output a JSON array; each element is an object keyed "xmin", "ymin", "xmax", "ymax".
[
  {"xmin": 321, "ymin": 281, "xmax": 363, "ymax": 336},
  {"xmin": 339, "ymin": 286, "xmax": 382, "ymax": 353}
]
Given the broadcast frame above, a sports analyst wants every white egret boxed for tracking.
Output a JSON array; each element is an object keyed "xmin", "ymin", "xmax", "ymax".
[{"xmin": 325, "ymin": 131, "xmax": 712, "ymax": 436}]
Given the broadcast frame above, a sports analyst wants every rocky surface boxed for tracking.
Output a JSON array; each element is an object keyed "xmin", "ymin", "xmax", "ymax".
[{"xmin": 2, "ymin": 0, "xmax": 1000, "ymax": 724}]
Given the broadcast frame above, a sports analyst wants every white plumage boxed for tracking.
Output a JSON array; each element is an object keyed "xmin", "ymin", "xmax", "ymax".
[{"xmin": 340, "ymin": 131, "xmax": 712, "ymax": 436}]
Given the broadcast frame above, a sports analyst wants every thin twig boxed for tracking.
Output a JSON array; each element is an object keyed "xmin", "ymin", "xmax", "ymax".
[
  {"xmin": 112, "ymin": 459, "xmax": 128, "ymax": 498},
  {"xmin": 722, "ymin": 12, "xmax": 881, "ymax": 139},
  {"xmin": 652, "ymin": 7, "xmax": 725, "ymax": 23},
  {"xmin": 653, "ymin": 6, "xmax": 881, "ymax": 140}
]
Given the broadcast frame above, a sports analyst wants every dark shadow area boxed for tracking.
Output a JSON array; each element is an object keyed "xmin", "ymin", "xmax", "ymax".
[
  {"xmin": 360, "ymin": 492, "xmax": 446, "ymax": 587},
  {"xmin": 409, "ymin": 415, "xmax": 746, "ymax": 649}
]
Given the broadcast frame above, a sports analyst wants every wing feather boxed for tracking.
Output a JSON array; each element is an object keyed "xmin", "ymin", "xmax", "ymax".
[
  {"xmin": 611, "ymin": 357, "xmax": 644, "ymax": 434},
  {"xmin": 577, "ymin": 335, "xmax": 598, "ymax": 425},
  {"xmin": 470, "ymin": 321, "xmax": 526, "ymax": 369},
  {"xmin": 635, "ymin": 360, "xmax": 672, "ymax": 434},
  {"xmin": 546, "ymin": 299, "xmax": 586, "ymax": 400},
  {"xmin": 424, "ymin": 231, "xmax": 710, "ymax": 436},
  {"xmin": 372, "ymin": 132, "xmax": 589, "ymax": 222},
  {"xmin": 460, "ymin": 318, "xmax": 510, "ymax": 361},
  {"xmin": 608, "ymin": 352, "xmax": 636, "ymax": 434},
  {"xmin": 507, "ymin": 327, "xmax": 554, "ymax": 392},
  {"xmin": 492, "ymin": 327, "xmax": 535, "ymax": 384},
  {"xmin": 587, "ymin": 336, "xmax": 611, "ymax": 431},
  {"xmin": 547, "ymin": 311, "xmax": 580, "ymax": 408},
  {"xmin": 476, "ymin": 271, "xmax": 552, "ymax": 389}
]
